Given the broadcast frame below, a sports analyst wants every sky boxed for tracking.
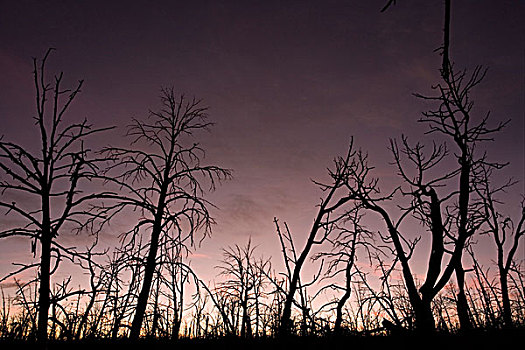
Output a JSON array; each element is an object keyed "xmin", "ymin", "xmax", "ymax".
[{"xmin": 0, "ymin": 0, "xmax": 524, "ymax": 289}]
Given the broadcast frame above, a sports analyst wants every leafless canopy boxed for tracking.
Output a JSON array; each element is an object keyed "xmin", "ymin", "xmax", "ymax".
[{"xmin": 99, "ymin": 87, "xmax": 231, "ymax": 338}]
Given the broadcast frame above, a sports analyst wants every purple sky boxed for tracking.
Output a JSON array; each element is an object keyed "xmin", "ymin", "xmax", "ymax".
[{"xmin": 0, "ymin": 1, "xmax": 524, "ymax": 284}]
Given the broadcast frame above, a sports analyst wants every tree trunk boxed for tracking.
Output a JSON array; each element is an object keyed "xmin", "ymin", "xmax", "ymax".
[
  {"xmin": 129, "ymin": 223, "xmax": 162, "ymax": 338},
  {"xmin": 129, "ymin": 189, "xmax": 167, "ymax": 339},
  {"xmin": 334, "ymin": 259, "xmax": 353, "ymax": 334},
  {"xmin": 37, "ymin": 194, "xmax": 51, "ymax": 343},
  {"xmin": 455, "ymin": 264, "xmax": 472, "ymax": 331},
  {"xmin": 279, "ymin": 215, "xmax": 323, "ymax": 336},
  {"xmin": 37, "ymin": 232, "xmax": 52, "ymax": 343},
  {"xmin": 499, "ymin": 270, "xmax": 513, "ymax": 328},
  {"xmin": 414, "ymin": 298, "xmax": 435, "ymax": 333},
  {"xmin": 171, "ymin": 317, "xmax": 181, "ymax": 340},
  {"xmin": 334, "ymin": 289, "xmax": 350, "ymax": 334}
]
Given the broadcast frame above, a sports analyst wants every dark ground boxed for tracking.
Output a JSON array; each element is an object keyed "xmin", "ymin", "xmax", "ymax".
[{"xmin": 1, "ymin": 330, "xmax": 523, "ymax": 350}]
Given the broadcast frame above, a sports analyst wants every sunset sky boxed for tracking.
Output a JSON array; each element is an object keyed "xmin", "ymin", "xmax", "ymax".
[{"xmin": 0, "ymin": 0, "xmax": 523, "ymax": 288}]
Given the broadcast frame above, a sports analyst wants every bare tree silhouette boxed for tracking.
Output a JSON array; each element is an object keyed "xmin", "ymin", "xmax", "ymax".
[
  {"xmin": 366, "ymin": 0, "xmax": 511, "ymax": 333},
  {"xmin": 215, "ymin": 239, "xmax": 271, "ymax": 338},
  {"xmin": 99, "ymin": 88, "xmax": 231, "ymax": 339},
  {"xmin": 338, "ymin": 62, "xmax": 509, "ymax": 332},
  {"xmin": 474, "ymin": 165, "xmax": 525, "ymax": 328},
  {"xmin": 276, "ymin": 139, "xmax": 362, "ymax": 336},
  {"xmin": 0, "ymin": 49, "xmax": 114, "ymax": 343},
  {"xmin": 312, "ymin": 206, "xmax": 373, "ymax": 334}
]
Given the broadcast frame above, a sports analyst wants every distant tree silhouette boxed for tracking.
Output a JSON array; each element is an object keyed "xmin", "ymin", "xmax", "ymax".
[
  {"xmin": 0, "ymin": 49, "xmax": 113, "ymax": 343},
  {"xmin": 105, "ymin": 240, "xmax": 144, "ymax": 338},
  {"xmin": 215, "ymin": 239, "xmax": 271, "ymax": 337},
  {"xmin": 156, "ymin": 232, "xmax": 192, "ymax": 339},
  {"xmin": 312, "ymin": 206, "xmax": 373, "ymax": 334},
  {"xmin": 474, "ymin": 165, "xmax": 525, "ymax": 328},
  {"xmin": 354, "ymin": 253, "xmax": 412, "ymax": 331},
  {"xmin": 100, "ymin": 88, "xmax": 231, "ymax": 339}
]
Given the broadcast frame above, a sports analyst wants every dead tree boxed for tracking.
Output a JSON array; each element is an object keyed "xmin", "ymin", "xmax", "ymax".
[
  {"xmin": 413, "ymin": 56, "xmax": 509, "ymax": 330},
  {"xmin": 216, "ymin": 239, "xmax": 270, "ymax": 338},
  {"xmin": 0, "ymin": 49, "xmax": 114, "ymax": 343},
  {"xmin": 312, "ymin": 205, "xmax": 373, "ymax": 334},
  {"xmin": 335, "ymin": 145, "xmax": 436, "ymax": 331},
  {"xmin": 276, "ymin": 140, "xmax": 362, "ymax": 336},
  {"xmin": 381, "ymin": 0, "xmax": 512, "ymax": 332},
  {"xmin": 339, "ymin": 57, "xmax": 509, "ymax": 333},
  {"xmin": 100, "ymin": 88, "xmax": 231, "ymax": 339},
  {"xmin": 475, "ymin": 165, "xmax": 525, "ymax": 328}
]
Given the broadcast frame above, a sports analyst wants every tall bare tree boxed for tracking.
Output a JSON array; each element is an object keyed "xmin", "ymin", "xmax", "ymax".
[
  {"xmin": 373, "ymin": 0, "xmax": 510, "ymax": 332},
  {"xmin": 0, "ymin": 49, "xmax": 113, "ymax": 343},
  {"xmin": 277, "ymin": 140, "xmax": 360, "ymax": 336},
  {"xmin": 340, "ymin": 63, "xmax": 508, "ymax": 332},
  {"xmin": 100, "ymin": 88, "xmax": 231, "ymax": 339},
  {"xmin": 413, "ymin": 59, "xmax": 509, "ymax": 331}
]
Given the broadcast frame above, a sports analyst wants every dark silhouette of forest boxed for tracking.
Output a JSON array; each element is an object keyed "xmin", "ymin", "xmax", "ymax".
[{"xmin": 0, "ymin": 1, "xmax": 524, "ymax": 348}]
